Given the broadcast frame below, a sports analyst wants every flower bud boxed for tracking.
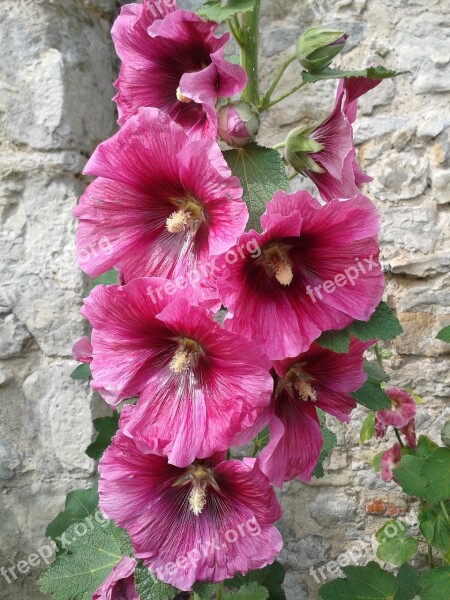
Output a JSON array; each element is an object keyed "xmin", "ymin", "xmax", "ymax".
[
  {"xmin": 284, "ymin": 124, "xmax": 325, "ymax": 174},
  {"xmin": 297, "ymin": 27, "xmax": 348, "ymax": 73},
  {"xmin": 217, "ymin": 101, "xmax": 260, "ymax": 147}
]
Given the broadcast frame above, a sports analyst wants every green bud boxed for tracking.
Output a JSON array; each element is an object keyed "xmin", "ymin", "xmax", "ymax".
[
  {"xmin": 285, "ymin": 124, "xmax": 325, "ymax": 174},
  {"xmin": 297, "ymin": 27, "xmax": 348, "ymax": 74}
]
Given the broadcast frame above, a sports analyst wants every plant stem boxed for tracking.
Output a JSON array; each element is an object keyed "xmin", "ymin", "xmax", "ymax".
[
  {"xmin": 216, "ymin": 582, "xmax": 224, "ymax": 600},
  {"xmin": 259, "ymin": 53, "xmax": 297, "ymax": 110},
  {"xmin": 263, "ymin": 81, "xmax": 306, "ymax": 109},
  {"xmin": 227, "ymin": 18, "xmax": 243, "ymax": 47},
  {"xmin": 239, "ymin": 0, "xmax": 261, "ymax": 106},
  {"xmin": 394, "ymin": 428, "xmax": 404, "ymax": 448},
  {"xmin": 428, "ymin": 544, "xmax": 434, "ymax": 568},
  {"xmin": 441, "ymin": 501, "xmax": 450, "ymax": 522},
  {"xmin": 273, "ymin": 142, "xmax": 286, "ymax": 150},
  {"xmin": 374, "ymin": 343, "xmax": 384, "ymax": 369}
]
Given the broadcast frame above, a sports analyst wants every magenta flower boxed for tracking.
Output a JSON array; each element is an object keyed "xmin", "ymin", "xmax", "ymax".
[
  {"xmin": 217, "ymin": 190, "xmax": 384, "ymax": 360},
  {"xmin": 72, "ymin": 336, "xmax": 92, "ymax": 363},
  {"xmin": 400, "ymin": 418, "xmax": 417, "ymax": 449},
  {"xmin": 380, "ymin": 443, "xmax": 402, "ymax": 482},
  {"xmin": 287, "ymin": 77, "xmax": 381, "ymax": 201},
  {"xmin": 98, "ymin": 409, "xmax": 282, "ymax": 591},
  {"xmin": 112, "ymin": 1, "xmax": 246, "ymax": 138},
  {"xmin": 217, "ymin": 102, "xmax": 260, "ymax": 148},
  {"xmin": 74, "ymin": 108, "xmax": 247, "ymax": 305},
  {"xmin": 81, "ymin": 277, "xmax": 273, "ymax": 467},
  {"xmin": 92, "ymin": 556, "xmax": 138, "ymax": 600},
  {"xmin": 376, "ymin": 387, "xmax": 417, "ymax": 429},
  {"xmin": 259, "ymin": 339, "xmax": 369, "ymax": 486}
]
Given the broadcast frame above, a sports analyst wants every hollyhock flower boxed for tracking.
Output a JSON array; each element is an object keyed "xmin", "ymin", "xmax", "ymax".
[
  {"xmin": 81, "ymin": 277, "xmax": 273, "ymax": 467},
  {"xmin": 74, "ymin": 108, "xmax": 247, "ymax": 305},
  {"xmin": 217, "ymin": 190, "xmax": 384, "ymax": 360},
  {"xmin": 380, "ymin": 443, "xmax": 402, "ymax": 482},
  {"xmin": 72, "ymin": 336, "xmax": 92, "ymax": 363},
  {"xmin": 98, "ymin": 409, "xmax": 283, "ymax": 591},
  {"xmin": 258, "ymin": 339, "xmax": 369, "ymax": 486},
  {"xmin": 376, "ymin": 387, "xmax": 417, "ymax": 429},
  {"xmin": 285, "ymin": 76, "xmax": 381, "ymax": 201},
  {"xmin": 92, "ymin": 556, "xmax": 138, "ymax": 600},
  {"xmin": 112, "ymin": 1, "xmax": 246, "ymax": 138},
  {"xmin": 400, "ymin": 418, "xmax": 417, "ymax": 449}
]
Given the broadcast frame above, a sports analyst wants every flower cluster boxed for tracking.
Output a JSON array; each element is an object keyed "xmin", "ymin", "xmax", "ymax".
[{"xmin": 71, "ymin": 1, "xmax": 388, "ymax": 597}]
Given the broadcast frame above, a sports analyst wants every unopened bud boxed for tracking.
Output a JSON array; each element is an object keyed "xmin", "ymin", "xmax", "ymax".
[
  {"xmin": 297, "ymin": 27, "xmax": 348, "ymax": 73},
  {"xmin": 285, "ymin": 124, "xmax": 325, "ymax": 174},
  {"xmin": 217, "ymin": 101, "xmax": 260, "ymax": 147}
]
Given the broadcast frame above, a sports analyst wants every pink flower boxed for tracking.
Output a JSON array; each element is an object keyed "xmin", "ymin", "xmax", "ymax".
[
  {"xmin": 287, "ymin": 77, "xmax": 381, "ymax": 201},
  {"xmin": 216, "ymin": 190, "xmax": 384, "ymax": 360},
  {"xmin": 400, "ymin": 418, "xmax": 417, "ymax": 449},
  {"xmin": 81, "ymin": 277, "xmax": 273, "ymax": 467},
  {"xmin": 72, "ymin": 336, "xmax": 92, "ymax": 363},
  {"xmin": 259, "ymin": 339, "xmax": 369, "ymax": 486},
  {"xmin": 74, "ymin": 108, "xmax": 247, "ymax": 305},
  {"xmin": 92, "ymin": 556, "xmax": 138, "ymax": 600},
  {"xmin": 217, "ymin": 102, "xmax": 260, "ymax": 148},
  {"xmin": 376, "ymin": 387, "xmax": 417, "ymax": 429},
  {"xmin": 112, "ymin": 2, "xmax": 246, "ymax": 138},
  {"xmin": 380, "ymin": 443, "xmax": 402, "ymax": 482},
  {"xmin": 98, "ymin": 409, "xmax": 282, "ymax": 591}
]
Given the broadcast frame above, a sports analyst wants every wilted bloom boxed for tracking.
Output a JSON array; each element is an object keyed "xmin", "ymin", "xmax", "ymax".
[
  {"xmin": 400, "ymin": 418, "xmax": 417, "ymax": 449},
  {"xmin": 92, "ymin": 556, "xmax": 138, "ymax": 600},
  {"xmin": 99, "ymin": 409, "xmax": 282, "ymax": 591},
  {"xmin": 259, "ymin": 339, "xmax": 369, "ymax": 486},
  {"xmin": 72, "ymin": 336, "xmax": 92, "ymax": 363},
  {"xmin": 217, "ymin": 102, "xmax": 260, "ymax": 147},
  {"xmin": 217, "ymin": 190, "xmax": 384, "ymax": 360},
  {"xmin": 112, "ymin": 1, "xmax": 246, "ymax": 137},
  {"xmin": 81, "ymin": 278, "xmax": 273, "ymax": 467},
  {"xmin": 380, "ymin": 443, "xmax": 402, "ymax": 482},
  {"xmin": 74, "ymin": 108, "xmax": 247, "ymax": 305},
  {"xmin": 376, "ymin": 387, "xmax": 417, "ymax": 429},
  {"xmin": 297, "ymin": 27, "xmax": 348, "ymax": 73},
  {"xmin": 285, "ymin": 76, "xmax": 382, "ymax": 201}
]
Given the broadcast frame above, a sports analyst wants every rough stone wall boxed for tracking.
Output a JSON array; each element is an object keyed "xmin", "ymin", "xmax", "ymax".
[{"xmin": 0, "ymin": 1, "xmax": 448, "ymax": 599}]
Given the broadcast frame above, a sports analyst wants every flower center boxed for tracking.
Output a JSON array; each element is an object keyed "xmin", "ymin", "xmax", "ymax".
[
  {"xmin": 176, "ymin": 87, "xmax": 193, "ymax": 103},
  {"xmin": 261, "ymin": 244, "xmax": 294, "ymax": 286},
  {"xmin": 166, "ymin": 196, "xmax": 205, "ymax": 235},
  {"xmin": 294, "ymin": 379, "xmax": 317, "ymax": 402},
  {"xmin": 188, "ymin": 464, "xmax": 213, "ymax": 516},
  {"xmin": 166, "ymin": 210, "xmax": 191, "ymax": 234},
  {"xmin": 169, "ymin": 338, "xmax": 201, "ymax": 373}
]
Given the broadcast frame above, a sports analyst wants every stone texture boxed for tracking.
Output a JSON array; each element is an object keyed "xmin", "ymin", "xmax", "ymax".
[{"xmin": 0, "ymin": 1, "xmax": 449, "ymax": 600}]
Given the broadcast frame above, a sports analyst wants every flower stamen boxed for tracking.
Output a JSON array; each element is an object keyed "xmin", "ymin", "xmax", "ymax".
[
  {"xmin": 189, "ymin": 484, "xmax": 207, "ymax": 516},
  {"xmin": 166, "ymin": 210, "xmax": 191, "ymax": 234},
  {"xmin": 273, "ymin": 257, "xmax": 294, "ymax": 286},
  {"xmin": 294, "ymin": 379, "xmax": 317, "ymax": 402},
  {"xmin": 176, "ymin": 87, "xmax": 193, "ymax": 104},
  {"xmin": 169, "ymin": 349, "xmax": 191, "ymax": 373}
]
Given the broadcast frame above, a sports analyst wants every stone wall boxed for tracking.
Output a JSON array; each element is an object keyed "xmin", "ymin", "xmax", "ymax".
[{"xmin": 0, "ymin": 1, "xmax": 448, "ymax": 599}]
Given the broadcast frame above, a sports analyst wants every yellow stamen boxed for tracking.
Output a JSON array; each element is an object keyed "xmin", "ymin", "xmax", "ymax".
[
  {"xmin": 169, "ymin": 349, "xmax": 191, "ymax": 373},
  {"xmin": 295, "ymin": 380, "xmax": 317, "ymax": 402},
  {"xmin": 189, "ymin": 485, "xmax": 207, "ymax": 516},
  {"xmin": 176, "ymin": 87, "xmax": 193, "ymax": 103},
  {"xmin": 166, "ymin": 210, "xmax": 191, "ymax": 234},
  {"xmin": 274, "ymin": 258, "xmax": 293, "ymax": 286}
]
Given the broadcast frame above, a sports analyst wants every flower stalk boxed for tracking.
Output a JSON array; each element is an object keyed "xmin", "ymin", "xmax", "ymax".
[{"xmin": 239, "ymin": 0, "xmax": 261, "ymax": 106}]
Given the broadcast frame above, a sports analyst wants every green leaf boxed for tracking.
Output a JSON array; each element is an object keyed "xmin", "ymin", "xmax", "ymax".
[
  {"xmin": 352, "ymin": 360, "xmax": 391, "ymax": 410},
  {"xmin": 302, "ymin": 66, "xmax": 407, "ymax": 83},
  {"xmin": 348, "ymin": 302, "xmax": 403, "ymax": 342},
  {"xmin": 86, "ymin": 269, "xmax": 119, "ymax": 293},
  {"xmin": 419, "ymin": 503, "xmax": 450, "ymax": 552},
  {"xmin": 312, "ymin": 410, "xmax": 337, "ymax": 479},
  {"xmin": 223, "ymin": 582, "xmax": 269, "ymax": 600},
  {"xmin": 193, "ymin": 582, "xmax": 219, "ymax": 599},
  {"xmin": 85, "ymin": 413, "xmax": 120, "ymax": 460},
  {"xmin": 252, "ymin": 425, "xmax": 270, "ymax": 453},
  {"xmin": 225, "ymin": 562, "xmax": 286, "ymax": 600},
  {"xmin": 394, "ymin": 564, "xmax": 420, "ymax": 600},
  {"xmin": 198, "ymin": 0, "xmax": 257, "ymax": 23},
  {"xmin": 415, "ymin": 435, "xmax": 439, "ymax": 459},
  {"xmin": 422, "ymin": 447, "xmax": 450, "ymax": 505},
  {"xmin": 436, "ymin": 325, "xmax": 450, "ymax": 343},
  {"xmin": 39, "ymin": 521, "xmax": 131, "ymax": 600},
  {"xmin": 223, "ymin": 143, "xmax": 289, "ymax": 232},
  {"xmin": 70, "ymin": 363, "xmax": 92, "ymax": 380},
  {"xmin": 316, "ymin": 328, "xmax": 350, "ymax": 353},
  {"xmin": 376, "ymin": 520, "xmax": 418, "ymax": 566},
  {"xmin": 46, "ymin": 481, "xmax": 99, "ymax": 547},
  {"xmin": 319, "ymin": 561, "xmax": 398, "ymax": 600},
  {"xmin": 372, "ymin": 451, "xmax": 383, "ymax": 473},
  {"xmin": 133, "ymin": 564, "xmax": 178, "ymax": 600},
  {"xmin": 419, "ymin": 566, "xmax": 450, "ymax": 600},
  {"xmin": 393, "ymin": 454, "xmax": 429, "ymax": 500},
  {"xmin": 359, "ymin": 412, "xmax": 376, "ymax": 444}
]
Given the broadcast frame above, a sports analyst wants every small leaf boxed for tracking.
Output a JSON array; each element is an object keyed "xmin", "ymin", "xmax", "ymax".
[
  {"xmin": 375, "ymin": 520, "xmax": 418, "ymax": 566},
  {"xmin": 394, "ymin": 564, "xmax": 420, "ymax": 600},
  {"xmin": 223, "ymin": 582, "xmax": 269, "ymax": 600},
  {"xmin": 372, "ymin": 451, "xmax": 383, "ymax": 473},
  {"xmin": 133, "ymin": 564, "xmax": 178, "ymax": 600},
  {"xmin": 193, "ymin": 582, "xmax": 219, "ymax": 599},
  {"xmin": 348, "ymin": 302, "xmax": 403, "ymax": 342},
  {"xmin": 198, "ymin": 0, "xmax": 257, "ymax": 23},
  {"xmin": 316, "ymin": 328, "xmax": 350, "ymax": 353},
  {"xmin": 359, "ymin": 412, "xmax": 376, "ymax": 444},
  {"xmin": 319, "ymin": 561, "xmax": 398, "ymax": 600},
  {"xmin": 46, "ymin": 481, "xmax": 99, "ymax": 546},
  {"xmin": 352, "ymin": 360, "xmax": 391, "ymax": 410},
  {"xmin": 312, "ymin": 410, "xmax": 337, "ymax": 479},
  {"xmin": 436, "ymin": 325, "xmax": 450, "ymax": 343},
  {"xmin": 419, "ymin": 503, "xmax": 450, "ymax": 552},
  {"xmin": 223, "ymin": 143, "xmax": 289, "ymax": 232},
  {"xmin": 252, "ymin": 425, "xmax": 270, "ymax": 453},
  {"xmin": 225, "ymin": 561, "xmax": 286, "ymax": 600},
  {"xmin": 302, "ymin": 66, "xmax": 407, "ymax": 83},
  {"xmin": 85, "ymin": 413, "xmax": 120, "ymax": 460},
  {"xmin": 86, "ymin": 269, "xmax": 119, "ymax": 293},
  {"xmin": 70, "ymin": 363, "xmax": 92, "ymax": 380},
  {"xmin": 419, "ymin": 566, "xmax": 450, "ymax": 600}
]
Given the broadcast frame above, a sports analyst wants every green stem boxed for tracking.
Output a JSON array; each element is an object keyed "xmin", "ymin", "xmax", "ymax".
[
  {"xmin": 394, "ymin": 428, "xmax": 405, "ymax": 448},
  {"xmin": 263, "ymin": 81, "xmax": 306, "ymax": 110},
  {"xmin": 259, "ymin": 53, "xmax": 296, "ymax": 110},
  {"xmin": 273, "ymin": 142, "xmax": 286, "ymax": 150},
  {"xmin": 227, "ymin": 18, "xmax": 243, "ymax": 47},
  {"xmin": 216, "ymin": 582, "xmax": 224, "ymax": 600},
  {"xmin": 441, "ymin": 501, "xmax": 450, "ymax": 523},
  {"xmin": 374, "ymin": 343, "xmax": 384, "ymax": 369},
  {"xmin": 239, "ymin": 0, "xmax": 261, "ymax": 106}
]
